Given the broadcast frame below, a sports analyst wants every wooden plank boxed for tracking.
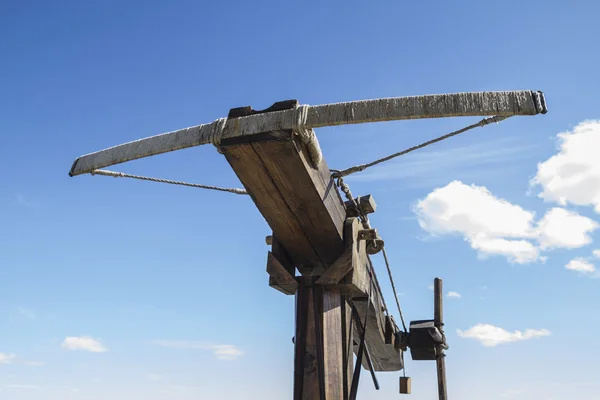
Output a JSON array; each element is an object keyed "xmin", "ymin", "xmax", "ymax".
[
  {"xmin": 294, "ymin": 278, "xmax": 318, "ymax": 399},
  {"xmin": 323, "ymin": 289, "xmax": 344, "ymax": 399},
  {"xmin": 221, "ymin": 130, "xmax": 344, "ymax": 275},
  {"xmin": 266, "ymin": 252, "xmax": 297, "ymax": 295},
  {"xmin": 354, "ymin": 295, "xmax": 403, "ymax": 371},
  {"xmin": 69, "ymin": 91, "xmax": 546, "ymax": 176},
  {"xmin": 220, "ymin": 133, "xmax": 324, "ymax": 271},
  {"xmin": 220, "ymin": 127, "xmax": 402, "ymax": 372},
  {"xmin": 251, "ymin": 133, "xmax": 345, "ymax": 272},
  {"xmin": 342, "ymin": 296, "xmax": 353, "ymax": 399}
]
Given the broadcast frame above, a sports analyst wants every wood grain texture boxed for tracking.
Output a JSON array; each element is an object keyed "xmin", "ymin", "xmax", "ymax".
[
  {"xmin": 69, "ymin": 91, "xmax": 546, "ymax": 176},
  {"xmin": 222, "ymin": 132, "xmax": 401, "ymax": 372},
  {"xmin": 266, "ymin": 251, "xmax": 297, "ymax": 295},
  {"xmin": 353, "ymin": 295, "xmax": 403, "ymax": 371},
  {"xmin": 221, "ymin": 130, "xmax": 344, "ymax": 275},
  {"xmin": 220, "ymin": 133, "xmax": 324, "ymax": 271},
  {"xmin": 323, "ymin": 289, "xmax": 344, "ymax": 399}
]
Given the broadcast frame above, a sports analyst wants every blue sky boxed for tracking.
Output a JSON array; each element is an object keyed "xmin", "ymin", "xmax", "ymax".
[{"xmin": 2, "ymin": 0, "xmax": 600, "ymax": 399}]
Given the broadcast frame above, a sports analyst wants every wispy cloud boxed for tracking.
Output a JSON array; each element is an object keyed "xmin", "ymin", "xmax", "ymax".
[
  {"xmin": 447, "ymin": 291, "xmax": 462, "ymax": 299},
  {"xmin": 62, "ymin": 336, "xmax": 107, "ymax": 353},
  {"xmin": 349, "ymin": 137, "xmax": 539, "ymax": 186},
  {"xmin": 148, "ymin": 373, "xmax": 163, "ymax": 381},
  {"xmin": 0, "ymin": 353, "xmax": 16, "ymax": 364},
  {"xmin": 16, "ymin": 307, "xmax": 36, "ymax": 321},
  {"xmin": 503, "ymin": 388, "xmax": 526, "ymax": 397},
  {"xmin": 565, "ymin": 258, "xmax": 599, "ymax": 278},
  {"xmin": 15, "ymin": 194, "xmax": 40, "ymax": 208},
  {"xmin": 151, "ymin": 340, "xmax": 243, "ymax": 360},
  {"xmin": 4, "ymin": 384, "xmax": 39, "ymax": 391},
  {"xmin": 23, "ymin": 361, "xmax": 45, "ymax": 367},
  {"xmin": 457, "ymin": 323, "xmax": 550, "ymax": 347}
]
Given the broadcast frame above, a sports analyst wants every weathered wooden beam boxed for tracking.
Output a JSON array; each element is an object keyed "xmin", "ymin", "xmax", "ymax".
[
  {"xmin": 218, "ymin": 116, "xmax": 402, "ymax": 378},
  {"xmin": 220, "ymin": 130, "xmax": 345, "ymax": 275},
  {"xmin": 353, "ymin": 291, "xmax": 403, "ymax": 371},
  {"xmin": 69, "ymin": 91, "xmax": 547, "ymax": 176},
  {"xmin": 294, "ymin": 278, "xmax": 353, "ymax": 399}
]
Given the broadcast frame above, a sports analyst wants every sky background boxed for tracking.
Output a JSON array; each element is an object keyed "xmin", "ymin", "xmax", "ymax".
[{"xmin": 2, "ymin": 1, "xmax": 600, "ymax": 399}]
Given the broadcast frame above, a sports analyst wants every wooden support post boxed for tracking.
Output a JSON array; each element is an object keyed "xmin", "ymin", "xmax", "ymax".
[
  {"xmin": 294, "ymin": 278, "xmax": 353, "ymax": 399},
  {"xmin": 434, "ymin": 277, "xmax": 447, "ymax": 400}
]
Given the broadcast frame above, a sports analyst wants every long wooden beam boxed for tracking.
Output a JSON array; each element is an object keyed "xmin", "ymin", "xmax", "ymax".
[
  {"xmin": 218, "ymin": 125, "xmax": 402, "ymax": 375},
  {"xmin": 69, "ymin": 90, "xmax": 546, "ymax": 176}
]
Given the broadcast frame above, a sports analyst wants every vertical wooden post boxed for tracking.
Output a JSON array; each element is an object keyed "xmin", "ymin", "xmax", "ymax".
[
  {"xmin": 294, "ymin": 278, "xmax": 353, "ymax": 400},
  {"xmin": 433, "ymin": 278, "xmax": 447, "ymax": 400}
]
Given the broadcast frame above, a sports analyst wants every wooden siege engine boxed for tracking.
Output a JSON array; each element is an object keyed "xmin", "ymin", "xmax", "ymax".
[{"xmin": 68, "ymin": 90, "xmax": 547, "ymax": 400}]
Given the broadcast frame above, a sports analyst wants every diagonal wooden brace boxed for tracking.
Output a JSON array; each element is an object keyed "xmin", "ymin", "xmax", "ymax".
[{"xmin": 315, "ymin": 218, "xmax": 364, "ymax": 288}]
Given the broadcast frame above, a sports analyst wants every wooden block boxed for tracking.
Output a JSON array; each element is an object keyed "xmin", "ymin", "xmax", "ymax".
[
  {"xmin": 266, "ymin": 251, "xmax": 297, "ymax": 295},
  {"xmin": 400, "ymin": 377, "xmax": 411, "ymax": 394},
  {"xmin": 345, "ymin": 195, "xmax": 377, "ymax": 217},
  {"xmin": 384, "ymin": 315, "xmax": 396, "ymax": 345}
]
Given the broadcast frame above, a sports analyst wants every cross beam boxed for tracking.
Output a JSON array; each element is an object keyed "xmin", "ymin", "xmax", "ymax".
[{"xmin": 68, "ymin": 90, "xmax": 547, "ymax": 176}]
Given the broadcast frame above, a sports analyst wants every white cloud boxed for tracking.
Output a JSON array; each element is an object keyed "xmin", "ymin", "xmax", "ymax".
[
  {"xmin": 457, "ymin": 323, "xmax": 550, "ymax": 346},
  {"xmin": 0, "ymin": 353, "xmax": 16, "ymax": 364},
  {"xmin": 62, "ymin": 336, "xmax": 107, "ymax": 353},
  {"xmin": 148, "ymin": 373, "xmax": 163, "ymax": 381},
  {"xmin": 415, "ymin": 181, "xmax": 536, "ymax": 238},
  {"xmin": 23, "ymin": 361, "xmax": 45, "ymax": 367},
  {"xmin": 470, "ymin": 236, "xmax": 540, "ymax": 264},
  {"xmin": 414, "ymin": 181, "xmax": 599, "ymax": 263},
  {"xmin": 531, "ymin": 120, "xmax": 600, "ymax": 213},
  {"xmin": 151, "ymin": 340, "xmax": 243, "ymax": 360},
  {"xmin": 593, "ymin": 249, "xmax": 600, "ymax": 259},
  {"xmin": 447, "ymin": 291, "xmax": 461, "ymax": 298},
  {"xmin": 537, "ymin": 208, "xmax": 598, "ymax": 250},
  {"xmin": 414, "ymin": 181, "xmax": 539, "ymax": 263},
  {"xmin": 565, "ymin": 258, "xmax": 596, "ymax": 274}
]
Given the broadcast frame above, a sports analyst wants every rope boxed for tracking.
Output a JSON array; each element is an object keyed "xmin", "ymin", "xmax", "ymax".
[
  {"xmin": 331, "ymin": 115, "xmax": 511, "ymax": 178},
  {"xmin": 336, "ymin": 176, "xmax": 408, "ymax": 333},
  {"xmin": 382, "ymin": 247, "xmax": 407, "ymax": 332},
  {"xmin": 293, "ymin": 104, "xmax": 323, "ymax": 168},
  {"xmin": 90, "ymin": 169, "xmax": 248, "ymax": 195}
]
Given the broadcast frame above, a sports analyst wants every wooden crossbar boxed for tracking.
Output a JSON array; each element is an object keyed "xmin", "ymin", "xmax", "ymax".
[{"xmin": 69, "ymin": 90, "xmax": 546, "ymax": 176}]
